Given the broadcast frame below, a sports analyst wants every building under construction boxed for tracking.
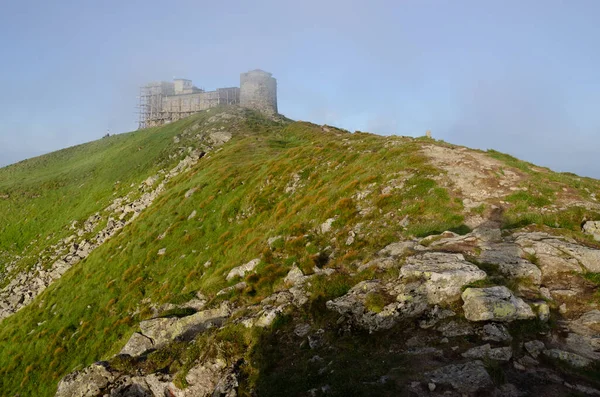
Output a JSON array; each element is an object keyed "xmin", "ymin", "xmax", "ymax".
[{"xmin": 137, "ymin": 69, "xmax": 277, "ymax": 129}]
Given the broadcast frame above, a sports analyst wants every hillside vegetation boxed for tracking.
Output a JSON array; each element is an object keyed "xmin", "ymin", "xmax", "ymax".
[{"xmin": 1, "ymin": 107, "xmax": 600, "ymax": 396}]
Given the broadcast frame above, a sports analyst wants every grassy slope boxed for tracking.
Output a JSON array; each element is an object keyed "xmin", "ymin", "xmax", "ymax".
[
  {"xmin": 0, "ymin": 117, "xmax": 467, "ymax": 395},
  {"xmin": 0, "ymin": 110, "xmax": 599, "ymax": 395},
  {"xmin": 0, "ymin": 118, "xmax": 207, "ymax": 278}
]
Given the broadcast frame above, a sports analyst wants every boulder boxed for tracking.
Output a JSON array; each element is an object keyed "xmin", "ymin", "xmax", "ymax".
[
  {"xmin": 326, "ymin": 280, "xmax": 406, "ymax": 332},
  {"xmin": 574, "ymin": 310, "xmax": 600, "ymax": 333},
  {"xmin": 400, "ymin": 252, "xmax": 487, "ymax": 304},
  {"xmin": 582, "ymin": 221, "xmax": 600, "ymax": 241},
  {"xmin": 481, "ymin": 323, "xmax": 512, "ymax": 342},
  {"xmin": 226, "ymin": 259, "xmax": 260, "ymax": 281},
  {"xmin": 461, "ymin": 344, "xmax": 512, "ymax": 361},
  {"xmin": 378, "ymin": 241, "xmax": 416, "ymax": 257},
  {"xmin": 524, "ymin": 340, "xmax": 545, "ymax": 358},
  {"xmin": 543, "ymin": 349, "xmax": 592, "ymax": 368},
  {"xmin": 426, "ymin": 360, "xmax": 493, "ymax": 394},
  {"xmin": 120, "ymin": 332, "xmax": 154, "ymax": 356},
  {"xmin": 515, "ymin": 232, "xmax": 600, "ymax": 274},
  {"xmin": 284, "ymin": 266, "xmax": 305, "ymax": 286},
  {"xmin": 139, "ymin": 303, "xmax": 231, "ymax": 349},
  {"xmin": 55, "ymin": 362, "xmax": 117, "ymax": 397},
  {"xmin": 437, "ymin": 320, "xmax": 474, "ymax": 337},
  {"xmin": 461, "ymin": 286, "xmax": 535, "ymax": 322},
  {"xmin": 480, "ymin": 244, "xmax": 541, "ymax": 285}
]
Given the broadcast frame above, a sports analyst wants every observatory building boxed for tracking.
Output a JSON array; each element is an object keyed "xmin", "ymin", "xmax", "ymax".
[{"xmin": 138, "ymin": 69, "xmax": 277, "ymax": 129}]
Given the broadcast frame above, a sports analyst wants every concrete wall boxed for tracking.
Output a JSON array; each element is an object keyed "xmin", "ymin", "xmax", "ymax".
[
  {"xmin": 240, "ymin": 70, "xmax": 277, "ymax": 115},
  {"xmin": 174, "ymin": 79, "xmax": 193, "ymax": 95}
]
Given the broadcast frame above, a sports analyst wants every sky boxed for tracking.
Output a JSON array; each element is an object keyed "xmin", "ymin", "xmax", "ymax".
[{"xmin": 0, "ymin": 0, "xmax": 599, "ymax": 177}]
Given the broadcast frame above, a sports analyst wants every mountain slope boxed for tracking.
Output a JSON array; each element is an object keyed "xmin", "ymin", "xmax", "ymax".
[{"xmin": 1, "ymin": 106, "xmax": 600, "ymax": 396}]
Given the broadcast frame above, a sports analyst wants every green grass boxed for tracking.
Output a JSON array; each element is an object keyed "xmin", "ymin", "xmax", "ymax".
[
  {"xmin": 485, "ymin": 149, "xmax": 600, "ymax": 230},
  {"xmin": 0, "ymin": 109, "xmax": 469, "ymax": 396},
  {"xmin": 0, "ymin": 108, "xmax": 256, "ymax": 279},
  {"xmin": 1, "ymin": 107, "xmax": 599, "ymax": 395}
]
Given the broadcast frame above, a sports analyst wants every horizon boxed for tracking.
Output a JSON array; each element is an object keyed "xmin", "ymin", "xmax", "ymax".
[{"xmin": 1, "ymin": 0, "xmax": 599, "ymax": 178}]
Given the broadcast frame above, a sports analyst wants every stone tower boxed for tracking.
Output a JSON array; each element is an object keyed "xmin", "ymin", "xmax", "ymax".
[{"xmin": 240, "ymin": 69, "xmax": 278, "ymax": 115}]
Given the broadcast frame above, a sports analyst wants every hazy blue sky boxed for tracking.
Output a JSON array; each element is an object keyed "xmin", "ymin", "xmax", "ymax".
[{"xmin": 1, "ymin": 0, "xmax": 599, "ymax": 177}]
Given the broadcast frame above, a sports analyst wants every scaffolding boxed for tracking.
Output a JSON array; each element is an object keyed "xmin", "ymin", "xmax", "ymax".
[
  {"xmin": 137, "ymin": 82, "xmax": 170, "ymax": 129},
  {"xmin": 137, "ymin": 81, "xmax": 241, "ymax": 130}
]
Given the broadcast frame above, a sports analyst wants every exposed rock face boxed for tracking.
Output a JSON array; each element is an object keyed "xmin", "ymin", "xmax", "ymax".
[
  {"xmin": 378, "ymin": 241, "xmax": 416, "ymax": 257},
  {"xmin": 543, "ymin": 349, "xmax": 592, "ymax": 368},
  {"xmin": 0, "ymin": 149, "xmax": 206, "ymax": 322},
  {"xmin": 55, "ymin": 358, "xmax": 239, "ymax": 397},
  {"xmin": 481, "ymin": 323, "xmax": 512, "ymax": 342},
  {"xmin": 515, "ymin": 232, "xmax": 600, "ymax": 274},
  {"xmin": 583, "ymin": 221, "xmax": 600, "ymax": 241},
  {"xmin": 326, "ymin": 280, "xmax": 403, "ymax": 332},
  {"xmin": 119, "ymin": 333, "xmax": 154, "ymax": 357},
  {"xmin": 461, "ymin": 286, "xmax": 535, "ymax": 322},
  {"xmin": 400, "ymin": 252, "xmax": 487, "ymax": 304},
  {"xmin": 461, "ymin": 344, "xmax": 513, "ymax": 361},
  {"xmin": 425, "ymin": 360, "xmax": 494, "ymax": 394},
  {"xmin": 55, "ymin": 226, "xmax": 600, "ymax": 396},
  {"xmin": 133, "ymin": 303, "xmax": 231, "ymax": 353},
  {"xmin": 55, "ymin": 362, "xmax": 117, "ymax": 397},
  {"xmin": 479, "ymin": 243, "xmax": 542, "ymax": 285},
  {"xmin": 226, "ymin": 259, "xmax": 260, "ymax": 281}
]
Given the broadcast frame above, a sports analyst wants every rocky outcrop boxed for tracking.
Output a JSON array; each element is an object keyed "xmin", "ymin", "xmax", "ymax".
[
  {"xmin": 0, "ymin": 150, "xmax": 206, "ymax": 321},
  {"xmin": 399, "ymin": 252, "xmax": 487, "ymax": 304},
  {"xmin": 226, "ymin": 258, "xmax": 260, "ymax": 281},
  {"xmin": 543, "ymin": 349, "xmax": 592, "ymax": 368},
  {"xmin": 461, "ymin": 286, "xmax": 535, "ymax": 322},
  {"xmin": 461, "ymin": 344, "xmax": 512, "ymax": 361},
  {"xmin": 326, "ymin": 280, "xmax": 405, "ymax": 332},
  {"xmin": 121, "ymin": 303, "xmax": 231, "ymax": 356},
  {"xmin": 583, "ymin": 221, "xmax": 600, "ymax": 241},
  {"xmin": 425, "ymin": 360, "xmax": 493, "ymax": 394},
  {"xmin": 56, "ymin": 226, "xmax": 600, "ymax": 396},
  {"xmin": 515, "ymin": 232, "xmax": 600, "ymax": 274},
  {"xmin": 55, "ymin": 358, "xmax": 240, "ymax": 397}
]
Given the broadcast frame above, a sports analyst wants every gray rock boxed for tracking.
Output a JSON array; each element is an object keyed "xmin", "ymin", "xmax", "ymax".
[
  {"xmin": 462, "ymin": 286, "xmax": 535, "ymax": 322},
  {"xmin": 461, "ymin": 344, "xmax": 513, "ymax": 361},
  {"xmin": 55, "ymin": 362, "xmax": 117, "ymax": 397},
  {"xmin": 426, "ymin": 360, "xmax": 493, "ymax": 394},
  {"xmin": 481, "ymin": 323, "xmax": 513, "ymax": 342},
  {"xmin": 294, "ymin": 323, "xmax": 311, "ymax": 337},
  {"xmin": 284, "ymin": 266, "xmax": 305, "ymax": 286},
  {"xmin": 531, "ymin": 301, "xmax": 550, "ymax": 322},
  {"xmin": 400, "ymin": 252, "xmax": 487, "ymax": 304},
  {"xmin": 326, "ymin": 280, "xmax": 406, "ymax": 332},
  {"xmin": 575, "ymin": 310, "xmax": 600, "ymax": 333},
  {"xmin": 139, "ymin": 303, "xmax": 230, "ymax": 349},
  {"xmin": 378, "ymin": 241, "xmax": 416, "ymax": 257},
  {"xmin": 583, "ymin": 221, "xmax": 600, "ymax": 241},
  {"xmin": 216, "ymin": 282, "xmax": 247, "ymax": 296},
  {"xmin": 226, "ymin": 259, "xmax": 260, "ymax": 281},
  {"xmin": 120, "ymin": 332, "xmax": 154, "ymax": 356},
  {"xmin": 437, "ymin": 320, "xmax": 474, "ymax": 337},
  {"xmin": 515, "ymin": 232, "xmax": 600, "ymax": 274},
  {"xmin": 543, "ymin": 349, "xmax": 592, "ymax": 368},
  {"xmin": 320, "ymin": 218, "xmax": 335, "ymax": 234},
  {"xmin": 419, "ymin": 305, "xmax": 455, "ymax": 329},
  {"xmin": 564, "ymin": 333, "xmax": 600, "ymax": 361},
  {"xmin": 524, "ymin": 340, "xmax": 545, "ymax": 358}
]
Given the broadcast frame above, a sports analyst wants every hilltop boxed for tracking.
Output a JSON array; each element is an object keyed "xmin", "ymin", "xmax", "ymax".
[{"xmin": 1, "ymin": 106, "xmax": 600, "ymax": 396}]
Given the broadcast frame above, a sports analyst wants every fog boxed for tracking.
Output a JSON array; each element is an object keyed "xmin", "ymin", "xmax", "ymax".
[{"xmin": 1, "ymin": 0, "xmax": 598, "ymax": 178}]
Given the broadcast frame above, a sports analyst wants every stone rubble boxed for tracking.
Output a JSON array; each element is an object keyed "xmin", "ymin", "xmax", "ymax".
[
  {"xmin": 461, "ymin": 286, "xmax": 535, "ymax": 322},
  {"xmin": 0, "ymin": 149, "xmax": 206, "ymax": 321},
  {"xmin": 56, "ymin": 225, "xmax": 600, "ymax": 396}
]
